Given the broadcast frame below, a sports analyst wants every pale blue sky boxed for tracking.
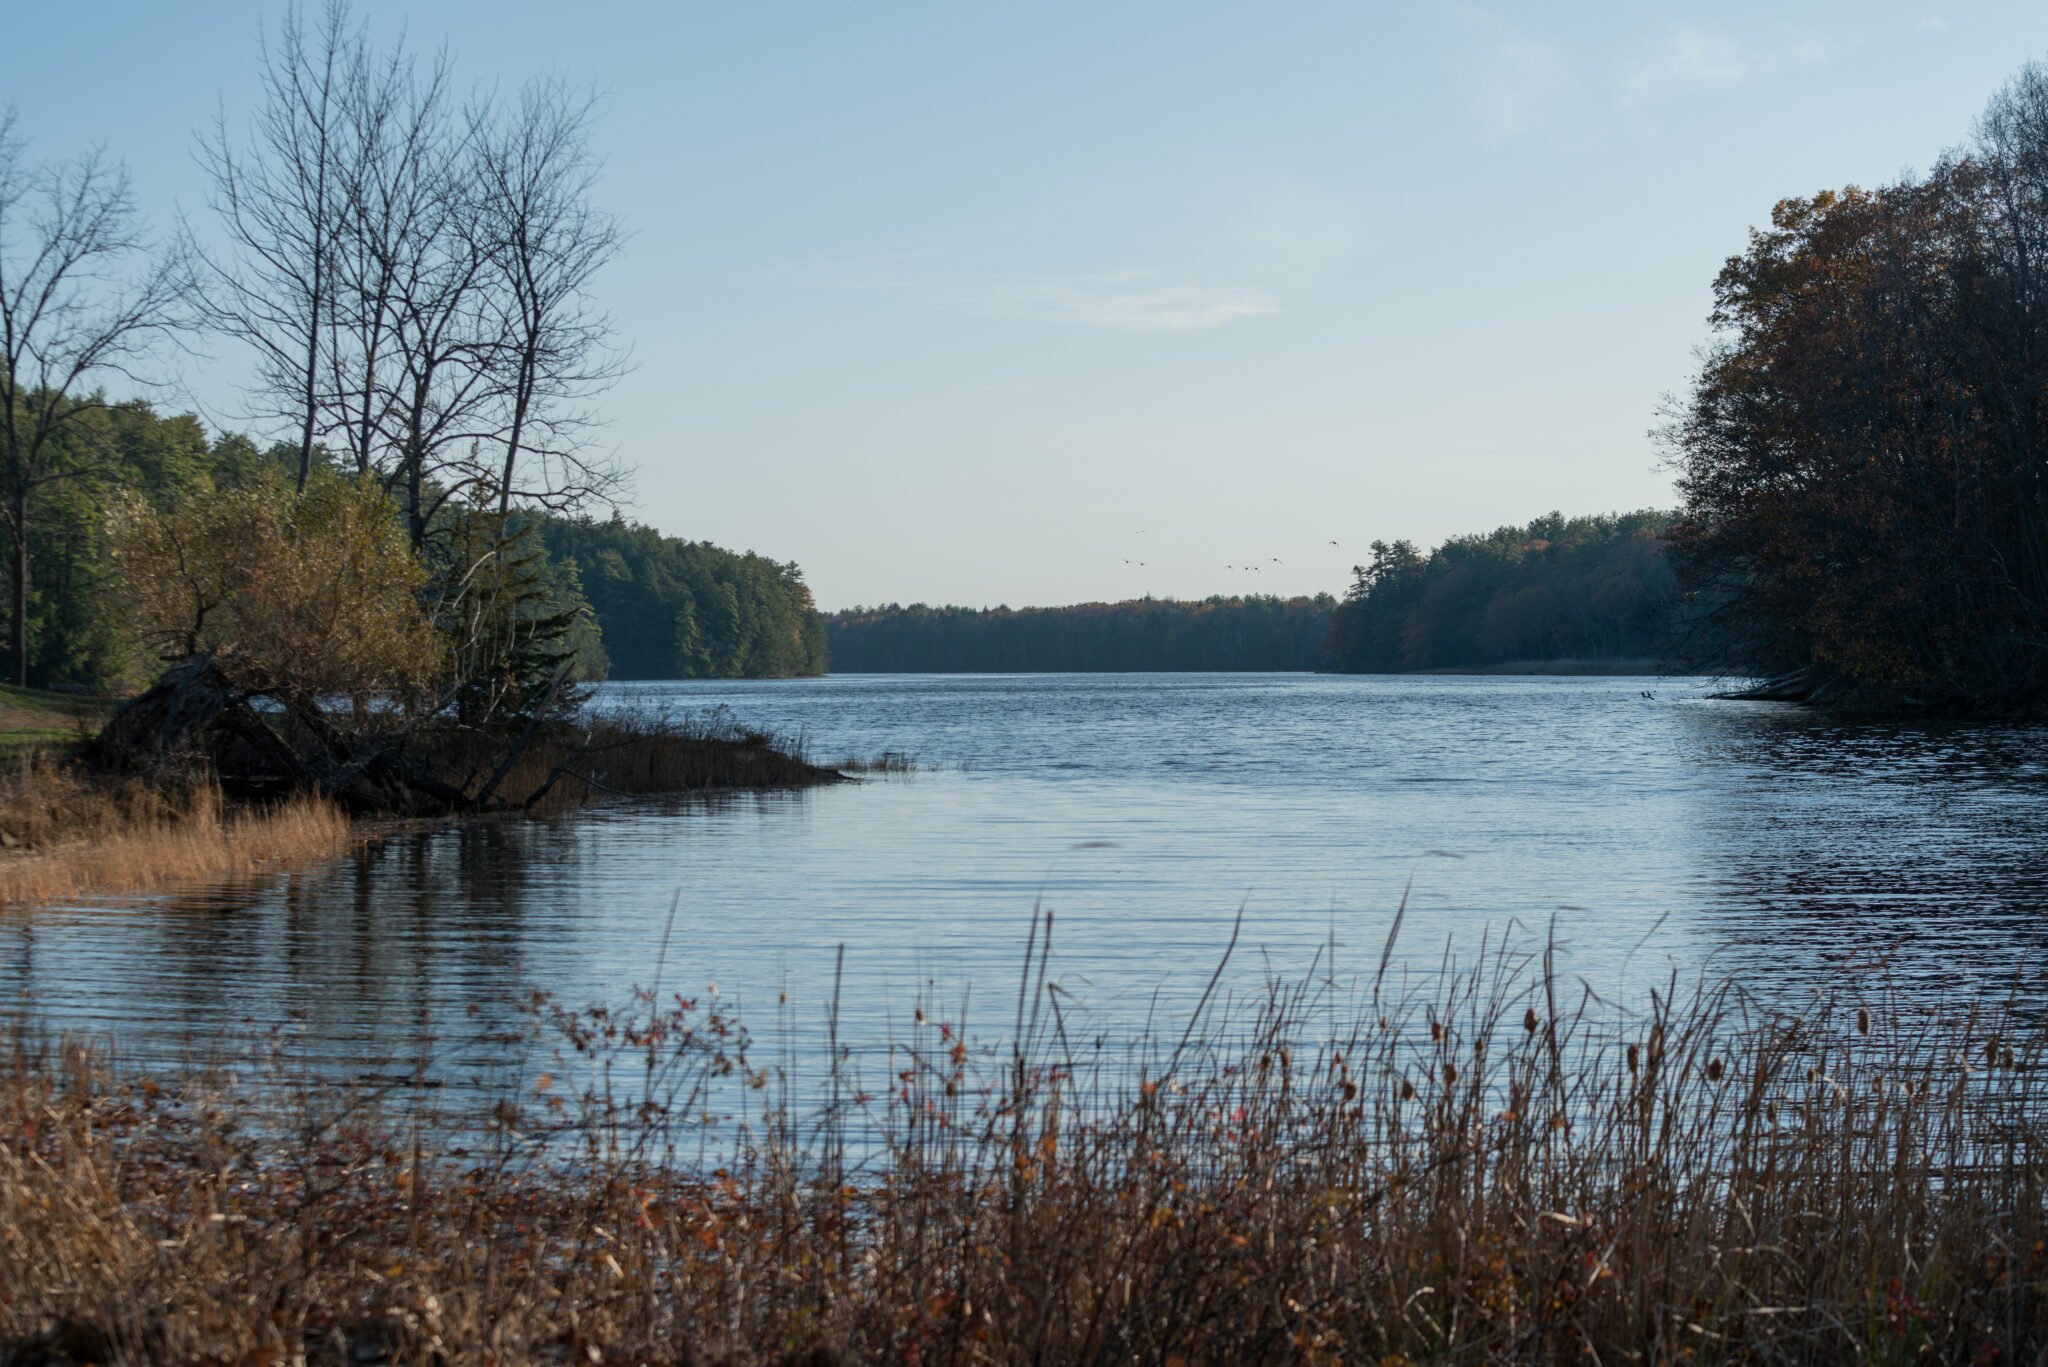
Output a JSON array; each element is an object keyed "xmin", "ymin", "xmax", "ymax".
[{"xmin": 10, "ymin": 3, "xmax": 2046, "ymax": 608}]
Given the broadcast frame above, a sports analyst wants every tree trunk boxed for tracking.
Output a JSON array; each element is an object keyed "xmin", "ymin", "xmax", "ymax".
[{"xmin": 9, "ymin": 490, "xmax": 27, "ymax": 688}]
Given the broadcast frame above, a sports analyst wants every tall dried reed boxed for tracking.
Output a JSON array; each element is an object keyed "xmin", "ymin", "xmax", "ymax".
[
  {"xmin": 0, "ymin": 916, "xmax": 2041, "ymax": 1364},
  {"xmin": 0, "ymin": 755, "xmax": 354, "ymax": 905}
]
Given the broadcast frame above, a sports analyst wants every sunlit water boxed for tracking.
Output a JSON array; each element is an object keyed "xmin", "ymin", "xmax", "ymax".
[{"xmin": 5, "ymin": 674, "xmax": 2047, "ymax": 1086}]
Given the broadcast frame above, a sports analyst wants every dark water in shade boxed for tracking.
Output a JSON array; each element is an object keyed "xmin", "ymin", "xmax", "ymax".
[{"xmin": 4, "ymin": 674, "xmax": 2047, "ymax": 1080}]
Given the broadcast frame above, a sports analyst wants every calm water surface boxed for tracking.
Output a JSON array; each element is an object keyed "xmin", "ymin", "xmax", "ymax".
[{"xmin": 6, "ymin": 674, "xmax": 2047, "ymax": 1077}]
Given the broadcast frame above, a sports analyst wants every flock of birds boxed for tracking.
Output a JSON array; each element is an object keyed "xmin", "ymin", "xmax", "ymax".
[{"xmin": 1118, "ymin": 532, "xmax": 1343, "ymax": 574}]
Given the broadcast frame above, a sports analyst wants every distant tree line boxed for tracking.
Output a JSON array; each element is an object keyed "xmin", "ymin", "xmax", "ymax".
[
  {"xmin": 825, "ymin": 596, "xmax": 1336, "ymax": 672},
  {"xmin": 1668, "ymin": 62, "xmax": 2048, "ymax": 710},
  {"xmin": 1322, "ymin": 510, "xmax": 1679, "ymax": 673}
]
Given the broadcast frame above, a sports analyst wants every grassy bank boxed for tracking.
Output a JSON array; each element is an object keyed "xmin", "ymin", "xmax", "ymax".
[{"xmin": 0, "ymin": 933, "xmax": 2040, "ymax": 1364}]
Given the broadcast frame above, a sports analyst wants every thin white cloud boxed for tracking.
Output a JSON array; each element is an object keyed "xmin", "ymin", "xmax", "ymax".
[
  {"xmin": 1918, "ymin": 15, "xmax": 1949, "ymax": 31},
  {"xmin": 952, "ymin": 275, "xmax": 1278, "ymax": 332},
  {"xmin": 1459, "ymin": 13, "xmax": 1570, "ymax": 140},
  {"xmin": 1621, "ymin": 25, "xmax": 1837, "ymax": 105},
  {"xmin": 778, "ymin": 256, "xmax": 1278, "ymax": 332}
]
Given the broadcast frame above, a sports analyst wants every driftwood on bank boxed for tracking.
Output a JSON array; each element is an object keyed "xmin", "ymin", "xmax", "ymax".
[
  {"xmin": 88, "ymin": 655, "xmax": 466, "ymax": 814},
  {"xmin": 1705, "ymin": 666, "xmax": 1838, "ymax": 703}
]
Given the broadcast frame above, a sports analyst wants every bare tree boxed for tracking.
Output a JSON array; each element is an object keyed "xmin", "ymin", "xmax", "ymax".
[
  {"xmin": 194, "ymin": 0, "xmax": 354, "ymax": 492},
  {"xmin": 346, "ymin": 62, "xmax": 500, "ymax": 548},
  {"xmin": 0, "ymin": 109, "xmax": 190, "ymax": 685},
  {"xmin": 473, "ymin": 78, "xmax": 627, "ymax": 517},
  {"xmin": 207, "ymin": 4, "xmax": 627, "ymax": 549}
]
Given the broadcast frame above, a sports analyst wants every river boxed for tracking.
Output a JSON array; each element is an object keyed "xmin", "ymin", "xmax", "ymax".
[{"xmin": 5, "ymin": 673, "xmax": 2046, "ymax": 1082}]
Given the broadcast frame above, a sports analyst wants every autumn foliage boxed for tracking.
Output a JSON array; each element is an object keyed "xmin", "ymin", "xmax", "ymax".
[
  {"xmin": 107, "ymin": 473, "xmax": 441, "ymax": 705},
  {"xmin": 1669, "ymin": 65, "xmax": 2048, "ymax": 708}
]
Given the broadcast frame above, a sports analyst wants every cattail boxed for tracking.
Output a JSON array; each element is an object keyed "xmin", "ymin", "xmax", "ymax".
[
  {"xmin": 1444, "ymin": 1062, "xmax": 1458, "ymax": 1085},
  {"xmin": 1706, "ymin": 1058, "xmax": 1724, "ymax": 1082},
  {"xmin": 1430, "ymin": 1020, "xmax": 1445, "ymax": 1043},
  {"xmin": 1627, "ymin": 1044, "xmax": 1640, "ymax": 1075},
  {"xmin": 1524, "ymin": 1008, "xmax": 1539, "ymax": 1034},
  {"xmin": 1342, "ymin": 1080, "xmax": 1358, "ymax": 1101},
  {"xmin": 1987, "ymin": 1037, "xmax": 2001, "ymax": 1067},
  {"xmin": 1400, "ymin": 1078, "xmax": 1416, "ymax": 1101},
  {"xmin": 1857, "ymin": 1007, "xmax": 1870, "ymax": 1036}
]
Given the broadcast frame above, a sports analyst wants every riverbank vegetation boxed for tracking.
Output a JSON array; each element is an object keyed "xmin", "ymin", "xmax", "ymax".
[
  {"xmin": 1670, "ymin": 64, "xmax": 2048, "ymax": 712},
  {"xmin": 827, "ymin": 595, "xmax": 1336, "ymax": 672},
  {"xmin": 1324, "ymin": 510, "xmax": 1679, "ymax": 674},
  {"xmin": 0, "ymin": 936, "xmax": 2039, "ymax": 1364}
]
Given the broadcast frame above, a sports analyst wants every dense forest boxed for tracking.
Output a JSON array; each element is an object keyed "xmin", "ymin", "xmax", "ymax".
[
  {"xmin": 1322, "ymin": 511, "xmax": 1678, "ymax": 673},
  {"xmin": 826, "ymin": 596, "xmax": 1336, "ymax": 672},
  {"xmin": 540, "ymin": 516, "xmax": 825, "ymax": 680},
  {"xmin": 1668, "ymin": 65, "xmax": 2048, "ymax": 710},
  {"xmin": 5, "ymin": 399, "xmax": 822, "ymax": 690}
]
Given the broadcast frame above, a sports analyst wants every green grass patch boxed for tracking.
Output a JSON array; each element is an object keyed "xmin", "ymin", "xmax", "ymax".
[{"xmin": 0, "ymin": 684, "xmax": 116, "ymax": 758}]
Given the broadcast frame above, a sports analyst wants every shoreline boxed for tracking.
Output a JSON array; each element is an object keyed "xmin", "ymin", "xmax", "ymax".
[
  {"xmin": 1412, "ymin": 656, "xmax": 1670, "ymax": 676},
  {"xmin": 816, "ymin": 660, "xmax": 1676, "ymax": 677},
  {"xmin": 0, "ymin": 698, "xmax": 845, "ymax": 907}
]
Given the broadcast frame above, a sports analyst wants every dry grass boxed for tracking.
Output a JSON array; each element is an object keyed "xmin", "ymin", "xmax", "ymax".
[
  {"xmin": 0, "ymin": 755, "xmax": 355, "ymax": 905},
  {"xmin": 0, "ymin": 917, "xmax": 2042, "ymax": 1365}
]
